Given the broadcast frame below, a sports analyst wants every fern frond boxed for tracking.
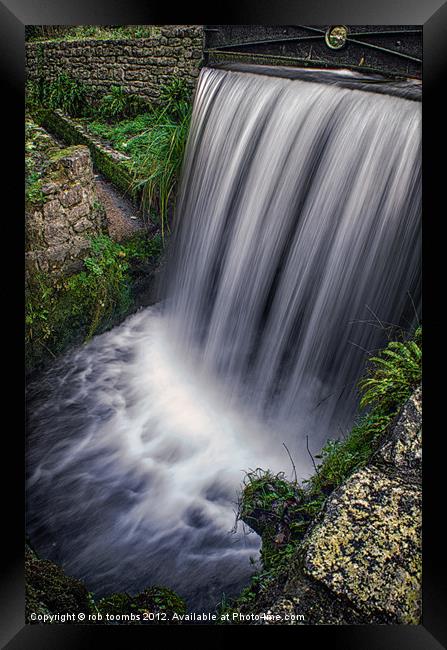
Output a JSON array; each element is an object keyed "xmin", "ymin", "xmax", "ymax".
[{"xmin": 358, "ymin": 327, "xmax": 422, "ymax": 412}]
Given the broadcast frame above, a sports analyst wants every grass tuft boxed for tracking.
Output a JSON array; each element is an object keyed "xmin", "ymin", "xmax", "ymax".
[{"xmin": 86, "ymin": 88, "xmax": 191, "ymax": 239}]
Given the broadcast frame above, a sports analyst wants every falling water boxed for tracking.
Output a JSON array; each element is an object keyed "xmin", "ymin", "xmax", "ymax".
[{"xmin": 26, "ymin": 66, "xmax": 421, "ymax": 611}]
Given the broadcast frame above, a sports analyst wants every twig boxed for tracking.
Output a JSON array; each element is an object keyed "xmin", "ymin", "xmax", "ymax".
[
  {"xmin": 347, "ymin": 340, "xmax": 374, "ymax": 355},
  {"xmin": 364, "ymin": 305, "xmax": 407, "ymax": 341},
  {"xmin": 306, "ymin": 435, "xmax": 319, "ymax": 475},
  {"xmin": 40, "ymin": 341, "xmax": 56, "ymax": 358},
  {"xmin": 313, "ymin": 381, "xmax": 353, "ymax": 411},
  {"xmin": 365, "ymin": 304, "xmax": 385, "ymax": 331},
  {"xmin": 347, "ymin": 318, "xmax": 384, "ymax": 329},
  {"xmin": 407, "ymin": 290, "xmax": 420, "ymax": 327},
  {"xmin": 312, "ymin": 391, "xmax": 335, "ymax": 410},
  {"xmin": 282, "ymin": 442, "xmax": 298, "ymax": 485}
]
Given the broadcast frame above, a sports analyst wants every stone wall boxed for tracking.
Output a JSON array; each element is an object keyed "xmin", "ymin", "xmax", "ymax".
[
  {"xmin": 25, "ymin": 26, "xmax": 204, "ymax": 104},
  {"xmin": 26, "ymin": 121, "xmax": 103, "ymax": 278}
]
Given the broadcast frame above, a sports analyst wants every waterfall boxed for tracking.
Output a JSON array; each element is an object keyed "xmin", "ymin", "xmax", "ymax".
[{"xmin": 26, "ymin": 66, "xmax": 421, "ymax": 611}]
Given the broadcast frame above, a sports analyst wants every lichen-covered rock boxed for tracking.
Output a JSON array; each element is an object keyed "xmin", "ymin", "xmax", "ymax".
[
  {"xmin": 302, "ymin": 466, "xmax": 421, "ymax": 623},
  {"xmin": 301, "ymin": 386, "xmax": 422, "ymax": 624},
  {"xmin": 256, "ymin": 574, "xmax": 368, "ymax": 625},
  {"xmin": 231, "ymin": 386, "xmax": 422, "ymax": 625},
  {"xmin": 373, "ymin": 385, "xmax": 422, "ymax": 484}
]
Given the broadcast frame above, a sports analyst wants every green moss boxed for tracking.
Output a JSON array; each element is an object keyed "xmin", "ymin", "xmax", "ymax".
[
  {"xmin": 27, "ymin": 25, "xmax": 162, "ymax": 42},
  {"xmin": 26, "ymin": 235, "xmax": 130, "ymax": 371},
  {"xmin": 25, "ymin": 119, "xmax": 59, "ymax": 207},
  {"xmin": 25, "ymin": 545, "xmax": 186, "ymax": 625},
  {"xmin": 34, "ymin": 109, "xmax": 137, "ymax": 199},
  {"xmin": 97, "ymin": 587, "xmax": 186, "ymax": 624},
  {"xmin": 48, "ymin": 144, "xmax": 85, "ymax": 162},
  {"xmin": 25, "ymin": 546, "xmax": 92, "ymax": 622},
  {"xmin": 25, "ymin": 232, "xmax": 164, "ymax": 373},
  {"xmin": 25, "ymin": 175, "xmax": 45, "ymax": 206},
  {"xmin": 25, "ymin": 120, "xmax": 93, "ymax": 208}
]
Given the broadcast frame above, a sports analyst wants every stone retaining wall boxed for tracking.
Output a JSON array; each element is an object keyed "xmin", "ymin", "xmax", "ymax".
[
  {"xmin": 26, "ymin": 122, "xmax": 103, "ymax": 278},
  {"xmin": 26, "ymin": 26, "xmax": 204, "ymax": 103},
  {"xmin": 36, "ymin": 109, "xmax": 135, "ymax": 200}
]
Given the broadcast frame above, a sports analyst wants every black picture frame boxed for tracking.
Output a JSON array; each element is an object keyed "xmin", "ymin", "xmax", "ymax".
[{"xmin": 2, "ymin": 1, "xmax": 445, "ymax": 647}]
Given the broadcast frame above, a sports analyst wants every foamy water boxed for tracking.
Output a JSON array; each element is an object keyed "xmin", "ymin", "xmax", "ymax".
[{"xmin": 27, "ymin": 307, "xmax": 296, "ymax": 609}]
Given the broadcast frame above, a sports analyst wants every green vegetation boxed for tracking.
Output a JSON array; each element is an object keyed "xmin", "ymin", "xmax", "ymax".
[
  {"xmin": 25, "ymin": 169, "xmax": 45, "ymax": 206},
  {"xmin": 27, "ymin": 73, "xmax": 89, "ymax": 117},
  {"xmin": 87, "ymin": 82, "xmax": 192, "ymax": 238},
  {"xmin": 97, "ymin": 587, "xmax": 186, "ymax": 623},
  {"xmin": 26, "ymin": 25, "xmax": 162, "ymax": 42},
  {"xmin": 25, "ymin": 232, "xmax": 163, "ymax": 372},
  {"xmin": 123, "ymin": 230, "xmax": 163, "ymax": 262},
  {"xmin": 224, "ymin": 326, "xmax": 422, "ymax": 616},
  {"xmin": 306, "ymin": 325, "xmax": 422, "ymax": 497},
  {"xmin": 25, "ymin": 545, "xmax": 91, "ymax": 622},
  {"xmin": 27, "ymin": 77, "xmax": 192, "ymax": 237},
  {"xmin": 97, "ymin": 86, "xmax": 150, "ymax": 122},
  {"xmin": 25, "ymin": 79, "xmax": 46, "ymax": 113},
  {"xmin": 86, "ymin": 112, "xmax": 157, "ymax": 147},
  {"xmin": 25, "ymin": 544, "xmax": 186, "ymax": 624},
  {"xmin": 159, "ymin": 77, "xmax": 192, "ymax": 120},
  {"xmin": 131, "ymin": 103, "xmax": 191, "ymax": 240},
  {"xmin": 359, "ymin": 326, "xmax": 422, "ymax": 412},
  {"xmin": 25, "ymin": 119, "xmax": 59, "ymax": 205},
  {"xmin": 47, "ymin": 73, "xmax": 89, "ymax": 117},
  {"xmin": 27, "ymin": 75, "xmax": 150, "ymax": 121},
  {"xmin": 239, "ymin": 469, "xmax": 316, "ymax": 572}
]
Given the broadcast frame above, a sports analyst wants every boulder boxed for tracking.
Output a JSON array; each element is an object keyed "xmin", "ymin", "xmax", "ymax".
[
  {"xmin": 302, "ymin": 387, "xmax": 422, "ymax": 623},
  {"xmin": 233, "ymin": 386, "xmax": 422, "ymax": 625}
]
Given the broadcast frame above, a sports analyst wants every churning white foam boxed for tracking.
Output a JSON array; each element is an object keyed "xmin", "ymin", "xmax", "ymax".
[{"xmin": 27, "ymin": 307, "xmax": 299, "ymax": 610}]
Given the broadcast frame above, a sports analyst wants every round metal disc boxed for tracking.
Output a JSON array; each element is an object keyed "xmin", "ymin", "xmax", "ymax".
[{"xmin": 325, "ymin": 25, "xmax": 349, "ymax": 50}]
